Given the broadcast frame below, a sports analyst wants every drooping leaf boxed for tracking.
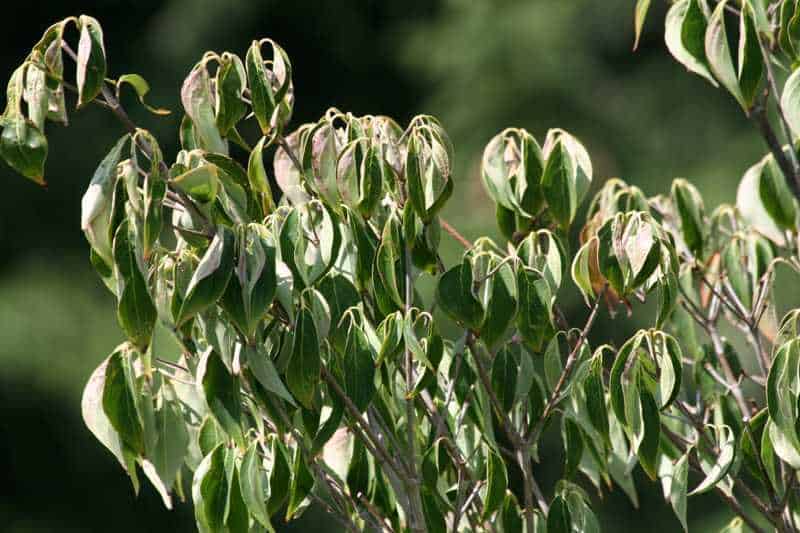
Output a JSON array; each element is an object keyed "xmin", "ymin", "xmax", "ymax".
[
  {"xmin": 197, "ymin": 348, "xmax": 243, "ymax": 444},
  {"xmin": 286, "ymin": 307, "xmax": 321, "ymax": 409},
  {"xmin": 76, "ymin": 15, "xmax": 106, "ymax": 107}
]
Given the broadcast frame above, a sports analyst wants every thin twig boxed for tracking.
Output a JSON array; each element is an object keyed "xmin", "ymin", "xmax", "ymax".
[{"xmin": 525, "ymin": 285, "xmax": 606, "ymax": 444}]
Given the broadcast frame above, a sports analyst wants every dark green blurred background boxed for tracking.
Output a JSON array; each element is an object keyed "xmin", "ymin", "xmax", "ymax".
[{"xmin": 0, "ymin": 1, "xmax": 765, "ymax": 531}]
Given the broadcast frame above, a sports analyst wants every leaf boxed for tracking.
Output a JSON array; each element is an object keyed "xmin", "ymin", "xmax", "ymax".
[
  {"xmin": 82, "ymin": 353, "xmax": 128, "ymax": 469},
  {"xmin": 246, "ymin": 39, "xmax": 292, "ymax": 135},
  {"xmin": 286, "ymin": 307, "xmax": 321, "ymax": 409},
  {"xmin": 634, "ymin": 0, "xmax": 652, "ymax": 51},
  {"xmin": 178, "ymin": 227, "xmax": 235, "ymax": 324},
  {"xmin": 267, "ymin": 437, "xmax": 291, "ymax": 516},
  {"xmin": 782, "ymin": 66, "xmax": 800, "ymax": 140},
  {"xmin": 482, "ymin": 449, "xmax": 508, "ymax": 519},
  {"xmin": 81, "ymin": 135, "xmax": 129, "ymax": 264},
  {"xmin": 113, "ymin": 222, "xmax": 157, "ymax": 350},
  {"xmin": 286, "ymin": 447, "xmax": 314, "ymax": 520},
  {"xmin": 737, "ymin": 155, "xmax": 788, "ymax": 245},
  {"xmin": 541, "ymin": 139, "xmax": 576, "ymax": 228},
  {"xmin": 583, "ymin": 352, "xmax": 610, "ymax": 445},
  {"xmin": 214, "ymin": 53, "xmax": 247, "ymax": 136},
  {"xmin": 197, "ymin": 348, "xmax": 243, "ymax": 444},
  {"xmin": 117, "ymin": 74, "xmax": 170, "ymax": 115},
  {"xmin": 318, "ymin": 274, "xmax": 360, "ymax": 353},
  {"xmin": 436, "ymin": 259, "xmax": 484, "ymax": 330},
  {"xmin": 0, "ymin": 115, "xmax": 48, "ymax": 184},
  {"xmin": 76, "ymin": 15, "xmax": 106, "ymax": 107},
  {"xmin": 480, "ymin": 256, "xmax": 518, "ymax": 349},
  {"xmin": 766, "ymin": 339, "xmax": 800, "ymax": 459},
  {"xmin": 547, "ymin": 495, "xmax": 572, "ymax": 533},
  {"xmin": 660, "ymin": 452, "xmax": 689, "ymax": 532},
  {"xmin": 502, "ymin": 492, "xmax": 524, "ymax": 533},
  {"xmin": 671, "ymin": 178, "xmax": 705, "ymax": 256},
  {"xmin": 181, "ymin": 61, "xmax": 227, "ymax": 154},
  {"xmin": 688, "ymin": 424, "xmax": 735, "ymax": 495},
  {"xmin": 245, "ymin": 344, "xmax": 295, "ymax": 405},
  {"xmin": 638, "ymin": 388, "xmax": 661, "ymax": 480},
  {"xmin": 759, "ymin": 156, "xmax": 798, "ymax": 230},
  {"xmin": 664, "ymin": 0, "xmax": 717, "ymax": 86},
  {"xmin": 341, "ymin": 321, "xmax": 376, "ymax": 412},
  {"xmin": 149, "ymin": 396, "xmax": 189, "ymax": 498},
  {"xmin": 248, "ymin": 136, "xmax": 276, "ymax": 214},
  {"xmin": 193, "ymin": 444, "xmax": 228, "ymax": 532},
  {"xmin": 738, "ymin": 1, "xmax": 764, "ymax": 109},
  {"xmin": 705, "ymin": 0, "xmax": 746, "ymax": 109},
  {"xmin": 172, "ymin": 164, "xmax": 220, "ymax": 204},
  {"xmin": 563, "ymin": 417, "xmax": 584, "ymax": 479},
  {"xmin": 239, "ymin": 441, "xmax": 272, "ymax": 529},
  {"xmin": 516, "ymin": 268, "xmax": 554, "ymax": 351},
  {"xmin": 103, "ymin": 346, "xmax": 144, "ymax": 454},
  {"xmin": 491, "ymin": 345, "xmax": 518, "ymax": 413}
]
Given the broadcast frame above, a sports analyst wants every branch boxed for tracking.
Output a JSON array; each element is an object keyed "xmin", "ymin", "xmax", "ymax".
[
  {"xmin": 525, "ymin": 285, "xmax": 606, "ymax": 445},
  {"xmin": 439, "ymin": 218, "xmax": 473, "ymax": 249},
  {"xmin": 60, "ymin": 41, "xmax": 216, "ymax": 237}
]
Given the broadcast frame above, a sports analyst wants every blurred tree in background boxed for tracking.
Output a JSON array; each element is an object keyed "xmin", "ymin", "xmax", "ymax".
[{"xmin": 0, "ymin": 0, "xmax": 765, "ymax": 531}]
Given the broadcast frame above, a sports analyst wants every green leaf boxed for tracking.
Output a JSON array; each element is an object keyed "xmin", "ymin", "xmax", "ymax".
[
  {"xmin": 149, "ymin": 395, "xmax": 189, "ymax": 498},
  {"xmin": 634, "ymin": 0, "xmax": 652, "ymax": 50},
  {"xmin": 660, "ymin": 452, "xmax": 689, "ymax": 532},
  {"xmin": 547, "ymin": 495, "xmax": 572, "ymax": 533},
  {"xmin": 103, "ymin": 346, "xmax": 144, "ymax": 454},
  {"xmin": 341, "ymin": 321, "xmax": 376, "ymax": 412},
  {"xmin": 142, "ymin": 175, "xmax": 166, "ymax": 260},
  {"xmin": 705, "ymin": 0, "xmax": 747, "ymax": 109},
  {"xmin": 178, "ymin": 227, "xmax": 235, "ymax": 324},
  {"xmin": 81, "ymin": 135, "xmax": 129, "ymax": 265},
  {"xmin": 0, "ymin": 115, "xmax": 48, "ymax": 185},
  {"xmin": 246, "ymin": 39, "xmax": 292, "ymax": 136},
  {"xmin": 516, "ymin": 267, "xmax": 554, "ymax": 351},
  {"xmin": 248, "ymin": 136, "xmax": 276, "ymax": 214},
  {"xmin": 239, "ymin": 441, "xmax": 272, "ymax": 529},
  {"xmin": 738, "ymin": 2, "xmax": 764, "ymax": 109},
  {"xmin": 214, "ymin": 53, "xmax": 247, "ymax": 136},
  {"xmin": 193, "ymin": 444, "xmax": 228, "ymax": 532},
  {"xmin": 181, "ymin": 61, "xmax": 227, "ymax": 154},
  {"xmin": 113, "ymin": 222, "xmax": 157, "ymax": 349},
  {"xmin": 563, "ymin": 417, "xmax": 584, "ymax": 479},
  {"xmin": 766, "ymin": 339, "xmax": 800, "ymax": 460},
  {"xmin": 738, "ymin": 155, "xmax": 789, "ymax": 245},
  {"xmin": 318, "ymin": 274, "xmax": 360, "ymax": 353},
  {"xmin": 82, "ymin": 352, "xmax": 130, "ymax": 471},
  {"xmin": 671, "ymin": 178, "xmax": 705, "ymax": 256},
  {"xmin": 76, "ymin": 15, "xmax": 106, "ymax": 107},
  {"xmin": 583, "ymin": 352, "xmax": 610, "ymax": 446},
  {"xmin": 286, "ymin": 307, "xmax": 321, "ymax": 409},
  {"xmin": 688, "ymin": 424, "xmax": 736, "ymax": 495},
  {"xmin": 245, "ymin": 344, "xmax": 295, "ymax": 405},
  {"xmin": 664, "ymin": 0, "xmax": 717, "ymax": 86},
  {"xmin": 759, "ymin": 156, "xmax": 798, "ymax": 230},
  {"xmin": 172, "ymin": 164, "xmax": 220, "ymax": 204},
  {"xmin": 267, "ymin": 437, "xmax": 291, "ymax": 516},
  {"xmin": 437, "ymin": 258, "xmax": 484, "ymax": 330},
  {"xmin": 541, "ymin": 139, "xmax": 576, "ymax": 228},
  {"xmin": 286, "ymin": 447, "xmax": 314, "ymax": 520},
  {"xmin": 479, "ymin": 256, "xmax": 518, "ymax": 349},
  {"xmin": 638, "ymin": 388, "xmax": 661, "ymax": 480},
  {"xmin": 491, "ymin": 345, "xmax": 518, "ymax": 413},
  {"xmin": 198, "ymin": 348, "xmax": 243, "ymax": 444},
  {"xmin": 502, "ymin": 492, "xmax": 524, "ymax": 533},
  {"xmin": 117, "ymin": 74, "xmax": 170, "ymax": 115},
  {"xmin": 482, "ymin": 449, "xmax": 508, "ymax": 519}
]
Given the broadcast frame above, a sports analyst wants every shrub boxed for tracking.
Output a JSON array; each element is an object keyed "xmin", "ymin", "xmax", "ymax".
[{"xmin": 4, "ymin": 3, "xmax": 800, "ymax": 531}]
